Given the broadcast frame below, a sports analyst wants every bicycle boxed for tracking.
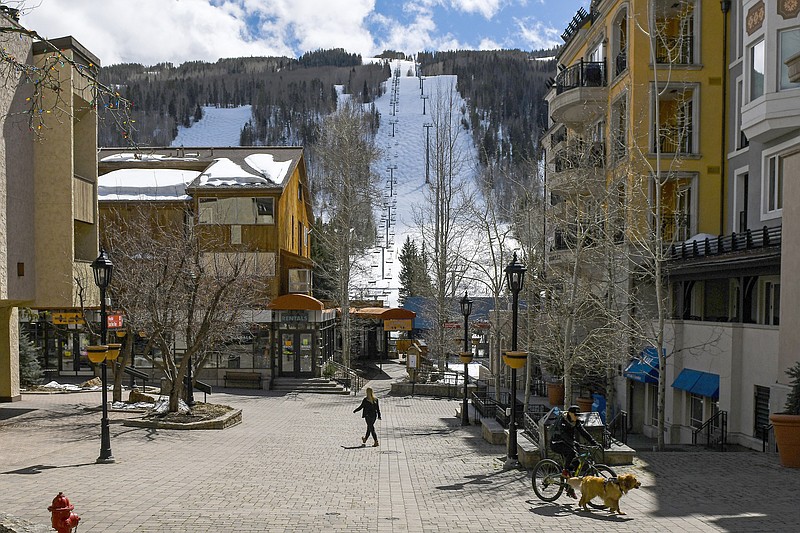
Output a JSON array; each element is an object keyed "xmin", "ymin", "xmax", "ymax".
[{"xmin": 531, "ymin": 444, "xmax": 616, "ymax": 508}]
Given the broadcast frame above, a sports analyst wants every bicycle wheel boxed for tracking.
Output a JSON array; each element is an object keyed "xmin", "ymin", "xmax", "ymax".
[
  {"xmin": 584, "ymin": 463, "xmax": 617, "ymax": 509},
  {"xmin": 531, "ymin": 459, "xmax": 565, "ymax": 502}
]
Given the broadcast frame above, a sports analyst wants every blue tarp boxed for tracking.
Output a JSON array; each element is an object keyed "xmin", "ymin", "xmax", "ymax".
[
  {"xmin": 624, "ymin": 347, "xmax": 660, "ymax": 384},
  {"xmin": 671, "ymin": 368, "xmax": 720, "ymax": 400}
]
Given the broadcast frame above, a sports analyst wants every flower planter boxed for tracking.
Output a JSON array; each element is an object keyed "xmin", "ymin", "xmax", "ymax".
[
  {"xmin": 770, "ymin": 413, "xmax": 800, "ymax": 468},
  {"xmin": 547, "ymin": 382, "xmax": 564, "ymax": 407}
]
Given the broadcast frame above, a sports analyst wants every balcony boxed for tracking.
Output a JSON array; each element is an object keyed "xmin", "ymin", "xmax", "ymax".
[
  {"xmin": 741, "ymin": 90, "xmax": 800, "ymax": 144},
  {"xmin": 654, "ymin": 35, "xmax": 695, "ymax": 65},
  {"xmin": 548, "ymin": 60, "xmax": 607, "ymax": 126},
  {"xmin": 547, "ymin": 141, "xmax": 605, "ymax": 196}
]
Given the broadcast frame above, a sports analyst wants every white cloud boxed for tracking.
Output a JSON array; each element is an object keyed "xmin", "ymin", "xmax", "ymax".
[
  {"xmin": 449, "ymin": 0, "xmax": 503, "ymax": 19},
  {"xmin": 515, "ymin": 17, "xmax": 561, "ymax": 50},
  {"xmin": 21, "ymin": 0, "xmax": 283, "ymax": 65},
  {"xmin": 478, "ymin": 38, "xmax": 503, "ymax": 51},
  {"xmin": 20, "ymin": 0, "xmax": 378, "ymax": 65}
]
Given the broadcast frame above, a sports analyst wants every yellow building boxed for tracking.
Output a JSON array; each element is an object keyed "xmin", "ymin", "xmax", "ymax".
[
  {"xmin": 97, "ymin": 147, "xmax": 330, "ymax": 385},
  {"xmin": 1, "ymin": 18, "xmax": 102, "ymax": 401},
  {"xmin": 540, "ymin": 0, "xmax": 729, "ymax": 430},
  {"xmin": 545, "ymin": 0, "xmax": 728, "ymax": 244}
]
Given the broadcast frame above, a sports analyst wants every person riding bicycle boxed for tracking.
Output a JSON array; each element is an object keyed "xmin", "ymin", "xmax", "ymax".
[{"xmin": 549, "ymin": 405, "xmax": 600, "ymax": 498}]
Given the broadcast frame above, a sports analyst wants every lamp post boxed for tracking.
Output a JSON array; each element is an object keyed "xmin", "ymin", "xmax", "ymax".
[
  {"xmin": 459, "ymin": 292, "xmax": 473, "ymax": 426},
  {"xmin": 503, "ymin": 252, "xmax": 526, "ymax": 469},
  {"xmin": 91, "ymin": 249, "xmax": 115, "ymax": 464}
]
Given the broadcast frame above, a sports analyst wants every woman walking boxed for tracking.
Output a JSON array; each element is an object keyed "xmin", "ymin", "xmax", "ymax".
[{"xmin": 353, "ymin": 387, "xmax": 381, "ymax": 447}]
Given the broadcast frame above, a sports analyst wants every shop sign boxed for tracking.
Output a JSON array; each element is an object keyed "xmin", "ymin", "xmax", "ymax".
[
  {"xmin": 107, "ymin": 314, "xmax": 124, "ymax": 328},
  {"xmin": 282, "ymin": 310, "xmax": 308, "ymax": 323},
  {"xmin": 52, "ymin": 312, "xmax": 85, "ymax": 325},
  {"xmin": 443, "ymin": 321, "xmax": 461, "ymax": 329},
  {"xmin": 384, "ymin": 319, "xmax": 412, "ymax": 331},
  {"xmin": 396, "ymin": 339, "xmax": 412, "ymax": 352}
]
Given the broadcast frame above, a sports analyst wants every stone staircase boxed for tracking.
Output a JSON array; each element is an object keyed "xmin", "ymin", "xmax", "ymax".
[{"xmin": 271, "ymin": 378, "xmax": 350, "ymax": 395}]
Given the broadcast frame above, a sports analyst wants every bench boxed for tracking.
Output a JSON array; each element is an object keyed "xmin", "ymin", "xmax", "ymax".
[{"xmin": 224, "ymin": 371, "xmax": 262, "ymax": 389}]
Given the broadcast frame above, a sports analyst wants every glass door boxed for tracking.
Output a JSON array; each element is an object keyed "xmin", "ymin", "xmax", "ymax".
[{"xmin": 281, "ymin": 332, "xmax": 315, "ymax": 376}]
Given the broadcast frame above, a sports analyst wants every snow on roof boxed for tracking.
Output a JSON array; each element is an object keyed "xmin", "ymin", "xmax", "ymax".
[
  {"xmin": 196, "ymin": 158, "xmax": 269, "ymax": 186},
  {"xmin": 244, "ymin": 153, "xmax": 293, "ymax": 184},
  {"xmin": 98, "ymin": 168, "xmax": 198, "ymax": 201},
  {"xmin": 100, "ymin": 152, "xmax": 199, "ymax": 162}
]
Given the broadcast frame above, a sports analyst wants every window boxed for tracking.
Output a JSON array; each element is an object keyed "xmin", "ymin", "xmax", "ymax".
[
  {"xmin": 779, "ymin": 29, "xmax": 800, "ymax": 91},
  {"xmin": 613, "ymin": 9, "xmax": 628, "ymax": 77},
  {"xmin": 736, "ymin": 79, "xmax": 749, "ymax": 150},
  {"xmin": 255, "ymin": 198, "xmax": 274, "ymax": 224},
  {"xmin": 197, "ymin": 197, "xmax": 275, "ymax": 225},
  {"xmin": 648, "ymin": 384, "xmax": 658, "ymax": 427},
  {"xmin": 654, "ymin": 87, "xmax": 695, "ymax": 154},
  {"xmin": 690, "ymin": 394, "xmax": 704, "ymax": 429},
  {"xmin": 750, "ymin": 39, "xmax": 765, "ymax": 101},
  {"xmin": 289, "ymin": 269, "xmax": 312, "ymax": 294},
  {"xmin": 754, "ymin": 385, "xmax": 771, "ymax": 438},
  {"xmin": 760, "ymin": 278, "xmax": 780, "ymax": 326},
  {"xmin": 611, "ymin": 95, "xmax": 627, "ymax": 161},
  {"xmin": 765, "ymin": 155, "xmax": 784, "ymax": 214}
]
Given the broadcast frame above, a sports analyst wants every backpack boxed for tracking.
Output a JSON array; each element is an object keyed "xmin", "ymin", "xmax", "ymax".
[{"xmin": 549, "ymin": 416, "xmax": 565, "ymax": 444}]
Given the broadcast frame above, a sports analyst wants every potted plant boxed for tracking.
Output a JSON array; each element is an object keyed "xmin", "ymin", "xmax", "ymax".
[{"xmin": 769, "ymin": 361, "xmax": 800, "ymax": 468}]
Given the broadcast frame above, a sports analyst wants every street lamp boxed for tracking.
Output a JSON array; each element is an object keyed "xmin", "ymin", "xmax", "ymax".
[
  {"xmin": 503, "ymin": 252, "xmax": 527, "ymax": 469},
  {"xmin": 91, "ymin": 249, "xmax": 115, "ymax": 464},
  {"xmin": 459, "ymin": 291, "xmax": 473, "ymax": 426}
]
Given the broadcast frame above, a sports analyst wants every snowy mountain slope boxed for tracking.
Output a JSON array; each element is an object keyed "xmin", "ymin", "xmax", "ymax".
[
  {"xmin": 171, "ymin": 105, "xmax": 253, "ymax": 147},
  {"xmin": 167, "ymin": 63, "xmax": 483, "ymax": 308},
  {"xmin": 354, "ymin": 59, "xmax": 479, "ymax": 307}
]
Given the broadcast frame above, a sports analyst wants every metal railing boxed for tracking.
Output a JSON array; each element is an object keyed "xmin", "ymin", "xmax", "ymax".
[
  {"xmin": 654, "ymin": 34, "xmax": 694, "ymax": 64},
  {"xmin": 494, "ymin": 392, "xmax": 525, "ymax": 428},
  {"xmin": 692, "ymin": 410, "xmax": 727, "ymax": 451},
  {"xmin": 668, "ymin": 226, "xmax": 782, "ymax": 260},
  {"xmin": 605, "ymin": 410, "xmax": 628, "ymax": 447},
  {"xmin": 471, "ymin": 391, "xmax": 499, "ymax": 422},
  {"xmin": 323, "ymin": 359, "xmax": 365, "ymax": 393},
  {"xmin": 555, "ymin": 59, "xmax": 607, "ymax": 95}
]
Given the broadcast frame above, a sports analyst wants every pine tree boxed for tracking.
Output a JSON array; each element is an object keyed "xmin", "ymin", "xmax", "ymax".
[
  {"xmin": 398, "ymin": 237, "xmax": 418, "ymax": 305},
  {"xmin": 19, "ymin": 331, "xmax": 43, "ymax": 387}
]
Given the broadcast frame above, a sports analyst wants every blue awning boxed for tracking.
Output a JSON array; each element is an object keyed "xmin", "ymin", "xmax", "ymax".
[
  {"xmin": 624, "ymin": 348, "xmax": 659, "ymax": 384},
  {"xmin": 671, "ymin": 368, "xmax": 719, "ymax": 400}
]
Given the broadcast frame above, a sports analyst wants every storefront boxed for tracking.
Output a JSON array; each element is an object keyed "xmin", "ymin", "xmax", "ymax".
[
  {"xmin": 351, "ymin": 307, "xmax": 416, "ymax": 362},
  {"xmin": 268, "ymin": 294, "xmax": 336, "ymax": 378}
]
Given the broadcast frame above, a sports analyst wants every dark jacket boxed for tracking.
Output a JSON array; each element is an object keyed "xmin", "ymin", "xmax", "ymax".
[
  {"xmin": 354, "ymin": 398, "xmax": 381, "ymax": 420},
  {"xmin": 550, "ymin": 413, "xmax": 596, "ymax": 447}
]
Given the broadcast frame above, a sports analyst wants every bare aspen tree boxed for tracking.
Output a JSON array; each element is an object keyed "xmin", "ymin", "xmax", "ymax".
[
  {"xmin": 103, "ymin": 207, "xmax": 262, "ymax": 412},
  {"xmin": 311, "ymin": 102, "xmax": 381, "ymax": 368}
]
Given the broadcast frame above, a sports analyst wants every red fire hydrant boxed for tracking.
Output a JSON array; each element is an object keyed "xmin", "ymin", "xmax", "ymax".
[{"xmin": 48, "ymin": 492, "xmax": 80, "ymax": 533}]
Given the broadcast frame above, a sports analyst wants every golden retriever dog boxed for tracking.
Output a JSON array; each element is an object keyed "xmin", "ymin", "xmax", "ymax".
[{"xmin": 566, "ymin": 473, "xmax": 641, "ymax": 514}]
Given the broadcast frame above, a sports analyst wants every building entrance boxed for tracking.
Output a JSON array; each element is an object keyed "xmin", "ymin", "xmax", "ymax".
[{"xmin": 280, "ymin": 331, "xmax": 314, "ymax": 377}]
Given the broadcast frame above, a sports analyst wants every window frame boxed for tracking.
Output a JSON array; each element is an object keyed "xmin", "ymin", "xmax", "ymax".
[
  {"xmin": 778, "ymin": 27, "xmax": 800, "ymax": 91},
  {"xmin": 749, "ymin": 38, "xmax": 765, "ymax": 102}
]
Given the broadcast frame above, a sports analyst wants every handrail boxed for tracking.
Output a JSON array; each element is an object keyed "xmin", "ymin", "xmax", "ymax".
[
  {"xmin": 324, "ymin": 359, "xmax": 365, "ymax": 394},
  {"xmin": 471, "ymin": 391, "xmax": 499, "ymax": 421},
  {"xmin": 605, "ymin": 410, "xmax": 628, "ymax": 446},
  {"xmin": 692, "ymin": 410, "xmax": 727, "ymax": 451}
]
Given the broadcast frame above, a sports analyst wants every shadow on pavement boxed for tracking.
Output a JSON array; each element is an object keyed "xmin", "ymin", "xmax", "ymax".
[{"xmin": 2, "ymin": 463, "xmax": 95, "ymax": 475}]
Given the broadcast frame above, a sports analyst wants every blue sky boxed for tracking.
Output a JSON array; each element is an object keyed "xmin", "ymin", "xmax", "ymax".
[{"xmin": 20, "ymin": 0, "xmax": 589, "ymax": 65}]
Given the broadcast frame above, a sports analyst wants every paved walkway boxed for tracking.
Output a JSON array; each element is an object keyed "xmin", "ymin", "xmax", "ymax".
[{"xmin": 1, "ymin": 362, "xmax": 798, "ymax": 532}]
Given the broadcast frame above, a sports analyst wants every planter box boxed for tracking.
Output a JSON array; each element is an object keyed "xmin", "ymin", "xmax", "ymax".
[{"xmin": 770, "ymin": 413, "xmax": 800, "ymax": 468}]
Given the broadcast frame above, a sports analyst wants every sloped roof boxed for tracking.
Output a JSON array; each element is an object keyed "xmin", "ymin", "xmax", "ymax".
[{"xmin": 98, "ymin": 168, "xmax": 199, "ymax": 201}]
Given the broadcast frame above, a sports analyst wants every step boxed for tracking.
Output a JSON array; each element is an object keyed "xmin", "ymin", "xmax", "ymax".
[{"xmin": 271, "ymin": 378, "xmax": 350, "ymax": 394}]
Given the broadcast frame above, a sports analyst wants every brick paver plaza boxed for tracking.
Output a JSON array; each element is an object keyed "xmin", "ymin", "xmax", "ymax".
[{"xmin": 1, "ymin": 364, "xmax": 798, "ymax": 532}]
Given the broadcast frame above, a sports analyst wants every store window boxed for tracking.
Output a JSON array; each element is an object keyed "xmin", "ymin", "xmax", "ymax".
[{"xmin": 690, "ymin": 394, "xmax": 704, "ymax": 429}]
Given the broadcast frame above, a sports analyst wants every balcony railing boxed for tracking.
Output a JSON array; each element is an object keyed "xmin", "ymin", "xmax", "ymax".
[
  {"xmin": 552, "ymin": 141, "xmax": 605, "ymax": 172},
  {"xmin": 654, "ymin": 34, "xmax": 694, "ymax": 65},
  {"xmin": 555, "ymin": 59, "xmax": 607, "ymax": 95},
  {"xmin": 553, "ymin": 219, "xmax": 625, "ymax": 251},
  {"xmin": 668, "ymin": 225, "xmax": 782, "ymax": 260},
  {"xmin": 660, "ymin": 213, "xmax": 691, "ymax": 242}
]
